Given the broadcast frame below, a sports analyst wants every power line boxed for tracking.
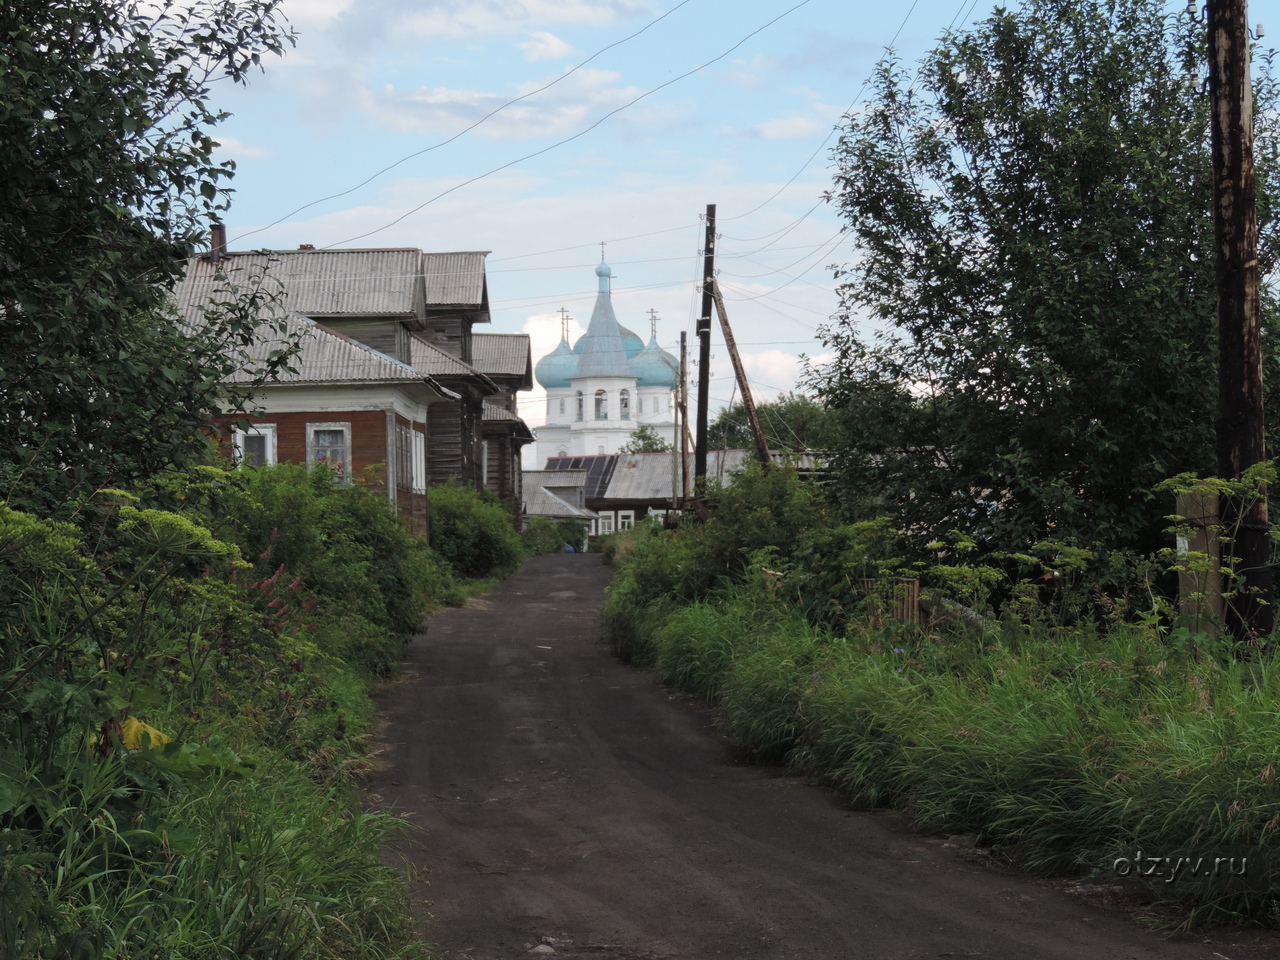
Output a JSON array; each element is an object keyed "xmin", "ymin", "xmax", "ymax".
[
  {"xmin": 718, "ymin": 0, "xmax": 924, "ymax": 226},
  {"xmin": 229, "ymin": 0, "xmax": 698, "ymax": 246},
  {"xmin": 322, "ymin": 0, "xmax": 817, "ymax": 249}
]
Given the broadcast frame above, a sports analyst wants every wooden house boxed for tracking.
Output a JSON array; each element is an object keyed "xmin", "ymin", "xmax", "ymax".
[
  {"xmin": 473, "ymin": 333, "xmax": 535, "ymax": 518},
  {"xmin": 173, "ymin": 245, "xmax": 533, "ymax": 532}
]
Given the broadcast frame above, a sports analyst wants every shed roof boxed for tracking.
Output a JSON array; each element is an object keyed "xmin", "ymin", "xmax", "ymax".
[
  {"xmin": 174, "ymin": 249, "xmax": 421, "ymax": 322},
  {"xmin": 223, "ymin": 313, "xmax": 450, "ymax": 393}
]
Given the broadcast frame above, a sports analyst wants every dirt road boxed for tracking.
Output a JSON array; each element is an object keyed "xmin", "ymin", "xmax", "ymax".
[{"xmin": 370, "ymin": 554, "xmax": 1277, "ymax": 959}]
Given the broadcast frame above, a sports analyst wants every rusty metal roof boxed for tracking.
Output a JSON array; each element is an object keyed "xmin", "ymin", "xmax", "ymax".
[
  {"xmin": 174, "ymin": 249, "xmax": 422, "ymax": 321},
  {"xmin": 472, "ymin": 333, "xmax": 532, "ymax": 381},
  {"xmin": 422, "ymin": 251, "xmax": 489, "ymax": 308},
  {"xmin": 222, "ymin": 313, "xmax": 451, "ymax": 393}
]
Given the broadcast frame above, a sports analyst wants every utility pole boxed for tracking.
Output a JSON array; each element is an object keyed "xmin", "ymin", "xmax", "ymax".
[
  {"xmin": 680, "ymin": 331, "xmax": 690, "ymax": 502},
  {"xmin": 695, "ymin": 204, "xmax": 715, "ymax": 489},
  {"xmin": 1208, "ymin": 0, "xmax": 1273, "ymax": 641},
  {"xmin": 711, "ymin": 280, "xmax": 770, "ymax": 470}
]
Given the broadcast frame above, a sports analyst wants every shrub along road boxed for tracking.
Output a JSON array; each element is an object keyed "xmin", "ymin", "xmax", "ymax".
[{"xmin": 370, "ymin": 554, "xmax": 1278, "ymax": 959}]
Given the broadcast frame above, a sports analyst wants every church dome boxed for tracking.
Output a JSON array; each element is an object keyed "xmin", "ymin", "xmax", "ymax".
[
  {"xmin": 571, "ymin": 259, "xmax": 634, "ymax": 380},
  {"xmin": 576, "ymin": 325, "xmax": 643, "ymax": 358},
  {"xmin": 535, "ymin": 336, "xmax": 577, "ymax": 389},
  {"xmin": 630, "ymin": 335, "xmax": 678, "ymax": 388}
]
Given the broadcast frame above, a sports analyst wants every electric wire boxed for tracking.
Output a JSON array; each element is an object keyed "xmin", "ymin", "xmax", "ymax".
[
  {"xmin": 321, "ymin": 0, "xmax": 817, "ymax": 249},
  {"xmin": 229, "ymin": 0, "xmax": 698, "ymax": 246}
]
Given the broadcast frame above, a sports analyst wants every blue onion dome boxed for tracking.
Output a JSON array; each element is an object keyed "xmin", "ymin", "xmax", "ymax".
[
  {"xmin": 630, "ymin": 334, "xmax": 678, "ymax": 388},
  {"xmin": 571, "ymin": 260, "xmax": 634, "ymax": 379},
  {"xmin": 618, "ymin": 324, "xmax": 645, "ymax": 358},
  {"xmin": 535, "ymin": 336, "xmax": 577, "ymax": 389}
]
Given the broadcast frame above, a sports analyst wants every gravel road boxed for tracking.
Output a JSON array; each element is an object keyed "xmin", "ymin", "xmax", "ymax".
[{"xmin": 369, "ymin": 553, "xmax": 1280, "ymax": 960}]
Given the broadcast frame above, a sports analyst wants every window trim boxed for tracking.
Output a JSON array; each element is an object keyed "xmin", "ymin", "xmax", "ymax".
[
  {"xmin": 233, "ymin": 422, "xmax": 277, "ymax": 467},
  {"xmin": 617, "ymin": 509, "xmax": 635, "ymax": 530},
  {"xmin": 306, "ymin": 421, "xmax": 352, "ymax": 479}
]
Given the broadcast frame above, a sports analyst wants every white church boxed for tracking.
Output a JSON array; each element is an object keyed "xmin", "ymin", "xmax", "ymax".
[{"xmin": 534, "ymin": 259, "xmax": 679, "ymax": 462}]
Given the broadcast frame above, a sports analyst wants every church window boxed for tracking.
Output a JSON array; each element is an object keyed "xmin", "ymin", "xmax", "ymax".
[
  {"xmin": 576, "ymin": 391, "xmax": 583, "ymax": 421},
  {"xmin": 559, "ymin": 398, "xmax": 565, "ymax": 416},
  {"xmin": 594, "ymin": 390, "xmax": 607, "ymax": 420},
  {"xmin": 619, "ymin": 389, "xmax": 630, "ymax": 420}
]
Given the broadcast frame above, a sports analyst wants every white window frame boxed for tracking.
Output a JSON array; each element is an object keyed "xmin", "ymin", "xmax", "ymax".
[
  {"xmin": 598, "ymin": 511, "xmax": 615, "ymax": 535},
  {"xmin": 306, "ymin": 421, "xmax": 352, "ymax": 479},
  {"xmin": 412, "ymin": 428, "xmax": 426, "ymax": 494},
  {"xmin": 617, "ymin": 509, "xmax": 635, "ymax": 530},
  {"xmin": 233, "ymin": 422, "xmax": 277, "ymax": 467},
  {"xmin": 481, "ymin": 440, "xmax": 490, "ymax": 487}
]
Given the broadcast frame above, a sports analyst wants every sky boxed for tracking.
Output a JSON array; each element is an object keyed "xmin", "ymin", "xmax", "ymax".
[{"xmin": 205, "ymin": 0, "xmax": 1280, "ymax": 465}]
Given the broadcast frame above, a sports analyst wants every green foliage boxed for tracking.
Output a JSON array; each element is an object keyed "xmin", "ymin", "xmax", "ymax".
[
  {"xmin": 0, "ymin": 1, "xmax": 297, "ymax": 517},
  {"xmin": 811, "ymin": 0, "xmax": 1280, "ymax": 558},
  {"xmin": 521, "ymin": 517, "xmax": 586, "ymax": 556},
  {"xmin": 708, "ymin": 392, "xmax": 839, "ymax": 453},
  {"xmin": 429, "ymin": 481, "xmax": 524, "ymax": 579},
  {"xmin": 619, "ymin": 424, "xmax": 672, "ymax": 453},
  {"xmin": 0, "ymin": 467, "xmax": 447, "ymax": 957}
]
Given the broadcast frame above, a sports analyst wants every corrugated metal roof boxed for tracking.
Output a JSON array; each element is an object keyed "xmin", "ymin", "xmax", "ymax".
[
  {"xmin": 223, "ymin": 313, "xmax": 444, "ymax": 388},
  {"xmin": 482, "ymin": 401, "xmax": 517, "ymax": 422},
  {"xmin": 541, "ymin": 451, "xmax": 818, "ymax": 502},
  {"xmin": 472, "ymin": 333, "xmax": 532, "ymax": 378},
  {"xmin": 174, "ymin": 249, "xmax": 421, "ymax": 321},
  {"xmin": 525, "ymin": 469, "xmax": 589, "ymax": 487},
  {"xmin": 408, "ymin": 333, "xmax": 484, "ymax": 378},
  {"xmin": 422, "ymin": 251, "xmax": 488, "ymax": 306},
  {"xmin": 524, "ymin": 486, "xmax": 597, "ymax": 520},
  {"xmin": 544, "ymin": 455, "xmax": 618, "ymax": 499}
]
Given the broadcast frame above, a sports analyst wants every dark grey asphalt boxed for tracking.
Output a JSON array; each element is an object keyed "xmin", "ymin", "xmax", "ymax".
[{"xmin": 369, "ymin": 553, "xmax": 1280, "ymax": 959}]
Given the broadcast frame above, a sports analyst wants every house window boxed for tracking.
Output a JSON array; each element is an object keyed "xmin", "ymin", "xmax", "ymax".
[
  {"xmin": 619, "ymin": 389, "xmax": 630, "ymax": 420},
  {"xmin": 233, "ymin": 423, "xmax": 277, "ymax": 467},
  {"xmin": 396, "ymin": 423, "xmax": 414, "ymax": 490},
  {"xmin": 618, "ymin": 510, "xmax": 635, "ymax": 530},
  {"xmin": 481, "ymin": 441, "xmax": 490, "ymax": 487},
  {"xmin": 594, "ymin": 390, "xmax": 607, "ymax": 420},
  {"xmin": 306, "ymin": 421, "xmax": 351, "ymax": 478},
  {"xmin": 412, "ymin": 429, "xmax": 426, "ymax": 494},
  {"xmin": 598, "ymin": 511, "xmax": 615, "ymax": 535},
  {"xmin": 576, "ymin": 391, "xmax": 584, "ymax": 421}
]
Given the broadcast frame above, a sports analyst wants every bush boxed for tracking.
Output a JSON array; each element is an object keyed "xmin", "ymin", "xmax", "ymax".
[
  {"xmin": 521, "ymin": 516, "xmax": 585, "ymax": 556},
  {"xmin": 0, "ymin": 466, "xmax": 448, "ymax": 957},
  {"xmin": 429, "ymin": 481, "xmax": 524, "ymax": 579}
]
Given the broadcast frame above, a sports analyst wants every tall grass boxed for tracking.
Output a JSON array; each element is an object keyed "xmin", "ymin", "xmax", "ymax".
[{"xmin": 604, "ymin": 505, "xmax": 1280, "ymax": 924}]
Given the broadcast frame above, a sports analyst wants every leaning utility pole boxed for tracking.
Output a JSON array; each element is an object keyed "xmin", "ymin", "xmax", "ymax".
[
  {"xmin": 694, "ymin": 204, "xmax": 715, "ymax": 489},
  {"xmin": 711, "ymin": 280, "xmax": 771, "ymax": 471},
  {"xmin": 1209, "ymin": 0, "xmax": 1273, "ymax": 640},
  {"xmin": 680, "ymin": 332, "xmax": 691, "ymax": 501}
]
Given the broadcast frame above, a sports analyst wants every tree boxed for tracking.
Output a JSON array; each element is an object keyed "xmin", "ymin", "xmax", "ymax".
[
  {"xmin": 620, "ymin": 424, "xmax": 673, "ymax": 453},
  {"xmin": 0, "ymin": 1, "xmax": 294, "ymax": 517},
  {"xmin": 811, "ymin": 0, "xmax": 1280, "ymax": 556},
  {"xmin": 709, "ymin": 392, "xmax": 839, "ymax": 453}
]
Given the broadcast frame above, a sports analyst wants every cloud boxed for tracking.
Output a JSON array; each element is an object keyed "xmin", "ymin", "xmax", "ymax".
[
  {"xmin": 740, "ymin": 349, "xmax": 811, "ymax": 401},
  {"xmin": 212, "ymin": 135, "xmax": 268, "ymax": 160},
  {"xmin": 279, "ymin": 0, "xmax": 357, "ymax": 26},
  {"xmin": 378, "ymin": 0, "xmax": 640, "ymax": 42},
  {"xmin": 722, "ymin": 55, "xmax": 777, "ymax": 89},
  {"xmin": 755, "ymin": 116, "xmax": 826, "ymax": 140},
  {"xmin": 363, "ymin": 68, "xmax": 645, "ymax": 140},
  {"xmin": 518, "ymin": 31, "xmax": 575, "ymax": 62}
]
